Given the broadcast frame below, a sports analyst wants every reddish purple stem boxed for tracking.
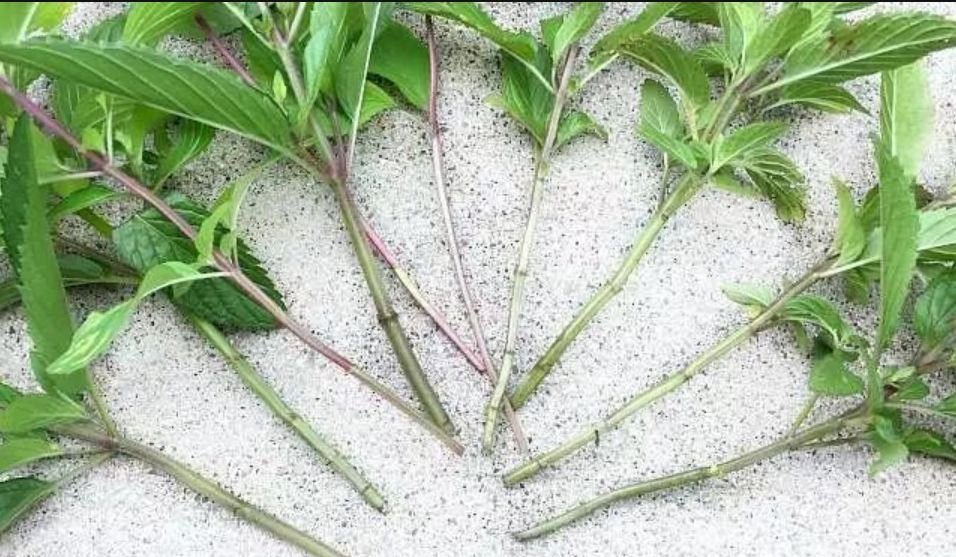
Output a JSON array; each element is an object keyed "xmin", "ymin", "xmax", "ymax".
[{"xmin": 195, "ymin": 14, "xmax": 257, "ymax": 88}]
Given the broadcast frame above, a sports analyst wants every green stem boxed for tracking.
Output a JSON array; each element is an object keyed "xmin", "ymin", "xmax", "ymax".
[
  {"xmin": 503, "ymin": 261, "xmax": 826, "ymax": 484},
  {"xmin": 84, "ymin": 372, "xmax": 117, "ymax": 437},
  {"xmin": 62, "ymin": 424, "xmax": 346, "ymax": 557},
  {"xmin": 786, "ymin": 393, "xmax": 820, "ymax": 437},
  {"xmin": 510, "ymin": 173, "xmax": 702, "ymax": 408},
  {"xmin": 330, "ymin": 181, "xmax": 453, "ymax": 432},
  {"xmin": 189, "ymin": 314, "xmax": 386, "ymax": 511},
  {"xmin": 482, "ymin": 45, "xmax": 579, "ymax": 452},
  {"xmin": 513, "ymin": 412, "xmax": 860, "ymax": 541}
]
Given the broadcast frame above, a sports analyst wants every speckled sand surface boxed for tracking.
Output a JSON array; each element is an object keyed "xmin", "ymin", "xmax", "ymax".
[{"xmin": 3, "ymin": 2, "xmax": 956, "ymax": 556}]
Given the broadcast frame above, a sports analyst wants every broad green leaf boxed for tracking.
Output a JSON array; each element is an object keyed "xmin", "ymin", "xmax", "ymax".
[
  {"xmin": 0, "ymin": 394, "xmax": 88, "ymax": 434},
  {"xmin": 754, "ymin": 14, "xmax": 956, "ymax": 96},
  {"xmin": 669, "ymin": 2, "xmax": 719, "ymax": 26},
  {"xmin": 0, "ymin": 384, "xmax": 19, "ymax": 407},
  {"xmin": 592, "ymin": 2, "xmax": 676, "ymax": 55},
  {"xmin": 936, "ymin": 394, "xmax": 956, "ymax": 417},
  {"xmin": 550, "ymin": 2, "xmax": 604, "ymax": 64},
  {"xmin": 637, "ymin": 79, "xmax": 697, "ymax": 168},
  {"xmin": 693, "ymin": 42, "xmax": 735, "ymax": 76},
  {"xmin": 487, "ymin": 53, "xmax": 552, "ymax": 145},
  {"xmin": 0, "ymin": 438, "xmax": 61, "ymax": 474},
  {"xmin": 153, "ymin": 119, "xmax": 215, "ymax": 189},
  {"xmin": 618, "ymin": 34, "xmax": 710, "ymax": 125},
  {"xmin": 715, "ymin": 2, "xmax": 764, "ymax": 64},
  {"xmin": 722, "ymin": 283, "xmax": 774, "ymax": 310},
  {"xmin": 913, "ymin": 270, "xmax": 956, "ymax": 350},
  {"xmin": 711, "ymin": 121, "xmax": 788, "ymax": 170},
  {"xmin": 876, "ymin": 146, "xmax": 918, "ymax": 351},
  {"xmin": 743, "ymin": 6, "xmax": 811, "ymax": 75},
  {"xmin": 114, "ymin": 194, "xmax": 286, "ymax": 330},
  {"xmin": 304, "ymin": 2, "xmax": 350, "ymax": 107},
  {"xmin": 867, "ymin": 414, "xmax": 909, "ymax": 475},
  {"xmin": 834, "ymin": 2, "xmax": 876, "ymax": 14},
  {"xmin": 781, "ymin": 295, "xmax": 857, "ymax": 350},
  {"xmin": 48, "ymin": 184, "xmax": 127, "ymax": 222},
  {"xmin": 47, "ymin": 262, "xmax": 222, "ymax": 377},
  {"xmin": 639, "ymin": 80, "xmax": 683, "ymax": 140},
  {"xmin": 358, "ymin": 80, "xmax": 397, "ymax": 125},
  {"xmin": 242, "ymin": 27, "xmax": 282, "ymax": 89},
  {"xmin": 0, "ymin": 40, "xmax": 293, "ymax": 151},
  {"xmin": 335, "ymin": 2, "xmax": 390, "ymax": 124},
  {"xmin": 368, "ymin": 22, "xmax": 430, "ymax": 110},
  {"xmin": 0, "ymin": 3, "xmax": 71, "ymax": 44},
  {"xmin": 555, "ymin": 110, "xmax": 606, "ymax": 151},
  {"xmin": 0, "ymin": 476, "xmax": 56, "ymax": 534},
  {"xmin": 540, "ymin": 15, "xmax": 564, "ymax": 57},
  {"xmin": 833, "ymin": 179, "xmax": 866, "ymax": 266},
  {"xmin": 880, "ymin": 62, "xmax": 933, "ymax": 179},
  {"xmin": 764, "ymin": 82, "xmax": 867, "ymax": 114},
  {"xmin": 735, "ymin": 147, "xmax": 806, "ymax": 222},
  {"xmin": 889, "ymin": 376, "xmax": 929, "ymax": 402},
  {"xmin": 122, "ymin": 2, "xmax": 204, "ymax": 47},
  {"xmin": 808, "ymin": 344, "xmax": 863, "ymax": 396},
  {"xmin": 0, "ymin": 116, "xmax": 86, "ymax": 395},
  {"xmin": 904, "ymin": 429, "xmax": 956, "ymax": 462},
  {"xmin": 195, "ymin": 160, "xmax": 275, "ymax": 263}
]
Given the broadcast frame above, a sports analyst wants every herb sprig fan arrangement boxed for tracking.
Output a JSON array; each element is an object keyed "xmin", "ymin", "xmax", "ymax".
[
  {"xmin": 0, "ymin": 3, "xmax": 467, "ymax": 448},
  {"xmin": 407, "ymin": 2, "xmax": 610, "ymax": 451},
  {"xmin": 508, "ymin": 2, "xmax": 956, "ymax": 407},
  {"xmin": 514, "ymin": 60, "xmax": 956, "ymax": 540},
  {"xmin": 503, "ymin": 1, "xmax": 956, "ymax": 484}
]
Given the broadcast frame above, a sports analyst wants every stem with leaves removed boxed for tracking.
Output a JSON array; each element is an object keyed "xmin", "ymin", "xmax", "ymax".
[
  {"xmin": 513, "ymin": 411, "xmax": 862, "ymax": 540},
  {"xmin": 198, "ymin": 18, "xmax": 482, "ymax": 376},
  {"xmin": 61, "ymin": 424, "xmax": 346, "ymax": 557},
  {"xmin": 330, "ymin": 180, "xmax": 454, "ymax": 432},
  {"xmin": 510, "ymin": 173, "xmax": 703, "ymax": 408},
  {"xmin": 425, "ymin": 16, "xmax": 529, "ymax": 451},
  {"xmin": 0, "ymin": 75, "xmax": 462, "ymax": 455},
  {"xmin": 482, "ymin": 46, "xmax": 580, "ymax": 452},
  {"xmin": 189, "ymin": 314, "xmax": 386, "ymax": 511},
  {"xmin": 503, "ymin": 262, "xmax": 827, "ymax": 484},
  {"xmin": 510, "ymin": 77, "xmax": 749, "ymax": 409}
]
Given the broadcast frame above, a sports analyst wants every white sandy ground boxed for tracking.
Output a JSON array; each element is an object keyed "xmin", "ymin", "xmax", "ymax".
[{"xmin": 2, "ymin": 2, "xmax": 956, "ymax": 556}]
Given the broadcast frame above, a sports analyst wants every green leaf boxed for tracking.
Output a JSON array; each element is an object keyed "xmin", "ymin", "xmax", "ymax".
[
  {"xmin": 876, "ymin": 145, "xmax": 918, "ymax": 351},
  {"xmin": 303, "ymin": 2, "xmax": 350, "ymax": 107},
  {"xmin": 833, "ymin": 179, "xmax": 866, "ymax": 266},
  {"xmin": 867, "ymin": 413, "xmax": 909, "ymax": 475},
  {"xmin": 153, "ymin": 119, "xmax": 215, "ymax": 189},
  {"xmin": 764, "ymin": 82, "xmax": 867, "ymax": 114},
  {"xmin": 48, "ymin": 184, "xmax": 127, "ymax": 222},
  {"xmin": 715, "ymin": 2, "xmax": 764, "ymax": 65},
  {"xmin": 693, "ymin": 42, "xmax": 735, "ymax": 77},
  {"xmin": 669, "ymin": 2, "xmax": 719, "ymax": 26},
  {"xmin": 0, "ymin": 438, "xmax": 61, "ymax": 474},
  {"xmin": 47, "ymin": 262, "xmax": 221, "ymax": 377},
  {"xmin": 487, "ymin": 53, "xmax": 552, "ymax": 145},
  {"xmin": 755, "ymin": 13, "xmax": 956, "ymax": 96},
  {"xmin": 904, "ymin": 429, "xmax": 956, "ymax": 462},
  {"xmin": 0, "ymin": 2, "xmax": 71, "ymax": 44},
  {"xmin": 122, "ymin": 2, "xmax": 204, "ymax": 47},
  {"xmin": 555, "ymin": 110, "xmax": 606, "ymax": 150},
  {"xmin": 0, "ymin": 384, "xmax": 19, "ymax": 407},
  {"xmin": 335, "ymin": 2, "xmax": 390, "ymax": 125},
  {"xmin": 0, "ymin": 116, "xmax": 87, "ymax": 395},
  {"xmin": 889, "ymin": 376, "xmax": 929, "ymax": 402},
  {"xmin": 0, "ymin": 394, "xmax": 88, "ymax": 434},
  {"xmin": 936, "ymin": 394, "xmax": 956, "ymax": 417},
  {"xmin": 637, "ymin": 79, "xmax": 697, "ymax": 168},
  {"xmin": 550, "ymin": 2, "xmax": 604, "ymax": 64},
  {"xmin": 742, "ymin": 6, "xmax": 811, "ymax": 75},
  {"xmin": 0, "ymin": 40, "xmax": 293, "ymax": 151},
  {"xmin": 618, "ymin": 33, "xmax": 710, "ymax": 125},
  {"xmin": 0, "ymin": 476, "xmax": 57, "ymax": 534},
  {"xmin": 808, "ymin": 343, "xmax": 863, "ymax": 396},
  {"xmin": 735, "ymin": 147, "xmax": 806, "ymax": 222},
  {"xmin": 369, "ymin": 22, "xmax": 430, "ymax": 110},
  {"xmin": 195, "ymin": 160, "xmax": 274, "ymax": 263},
  {"xmin": 592, "ymin": 2, "xmax": 676, "ymax": 55},
  {"xmin": 781, "ymin": 295, "xmax": 857, "ymax": 350},
  {"xmin": 913, "ymin": 270, "xmax": 956, "ymax": 350},
  {"xmin": 403, "ymin": 2, "xmax": 543, "ymax": 86},
  {"xmin": 357, "ymin": 80, "xmax": 396, "ymax": 125},
  {"xmin": 114, "ymin": 194, "xmax": 286, "ymax": 330},
  {"xmin": 711, "ymin": 121, "xmax": 788, "ymax": 171},
  {"xmin": 880, "ymin": 62, "xmax": 933, "ymax": 180},
  {"xmin": 722, "ymin": 282, "xmax": 774, "ymax": 310}
]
